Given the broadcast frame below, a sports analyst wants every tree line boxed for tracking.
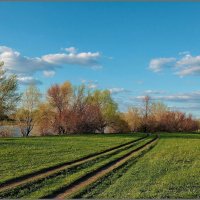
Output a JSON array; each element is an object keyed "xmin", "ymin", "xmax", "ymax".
[{"xmin": 0, "ymin": 63, "xmax": 199, "ymax": 137}]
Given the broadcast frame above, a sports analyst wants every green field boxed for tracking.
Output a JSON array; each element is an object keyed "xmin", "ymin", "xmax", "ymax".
[
  {"xmin": 0, "ymin": 133, "xmax": 142, "ymax": 184},
  {"xmin": 0, "ymin": 133, "xmax": 200, "ymax": 199}
]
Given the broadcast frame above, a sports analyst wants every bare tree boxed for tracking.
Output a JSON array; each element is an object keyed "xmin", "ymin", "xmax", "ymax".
[
  {"xmin": 47, "ymin": 81, "xmax": 72, "ymax": 134},
  {"xmin": 142, "ymin": 95, "xmax": 151, "ymax": 133}
]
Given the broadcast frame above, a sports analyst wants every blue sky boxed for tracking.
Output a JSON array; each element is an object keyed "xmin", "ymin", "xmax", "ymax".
[{"xmin": 1, "ymin": 2, "xmax": 200, "ymax": 116}]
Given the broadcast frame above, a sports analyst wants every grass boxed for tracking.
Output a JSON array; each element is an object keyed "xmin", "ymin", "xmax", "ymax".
[
  {"xmin": 0, "ymin": 136, "xmax": 153, "ymax": 198},
  {"xmin": 0, "ymin": 133, "xmax": 142, "ymax": 185},
  {"xmin": 78, "ymin": 133, "xmax": 200, "ymax": 199},
  {"xmin": 1, "ymin": 133, "xmax": 199, "ymax": 199}
]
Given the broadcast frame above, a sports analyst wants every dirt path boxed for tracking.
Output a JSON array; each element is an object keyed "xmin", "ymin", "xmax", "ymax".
[
  {"xmin": 0, "ymin": 136, "xmax": 147, "ymax": 193},
  {"xmin": 47, "ymin": 137, "xmax": 158, "ymax": 199}
]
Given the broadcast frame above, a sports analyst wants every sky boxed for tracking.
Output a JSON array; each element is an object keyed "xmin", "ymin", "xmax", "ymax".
[{"xmin": 1, "ymin": 2, "xmax": 200, "ymax": 117}]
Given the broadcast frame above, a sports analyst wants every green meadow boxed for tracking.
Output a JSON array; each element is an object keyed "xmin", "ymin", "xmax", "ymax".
[{"xmin": 0, "ymin": 133, "xmax": 200, "ymax": 199}]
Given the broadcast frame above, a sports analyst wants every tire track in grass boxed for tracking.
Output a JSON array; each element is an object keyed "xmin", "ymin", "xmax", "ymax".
[
  {"xmin": 44, "ymin": 136, "xmax": 158, "ymax": 199},
  {"xmin": 0, "ymin": 135, "xmax": 147, "ymax": 194},
  {"xmin": 72, "ymin": 139, "xmax": 158, "ymax": 199},
  {"xmin": 0, "ymin": 136, "xmax": 148, "ymax": 198}
]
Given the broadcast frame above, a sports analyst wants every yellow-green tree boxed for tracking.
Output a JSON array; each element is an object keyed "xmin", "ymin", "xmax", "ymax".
[
  {"xmin": 124, "ymin": 107, "xmax": 141, "ymax": 132},
  {"xmin": 16, "ymin": 84, "xmax": 41, "ymax": 137},
  {"xmin": 88, "ymin": 90, "xmax": 118, "ymax": 133}
]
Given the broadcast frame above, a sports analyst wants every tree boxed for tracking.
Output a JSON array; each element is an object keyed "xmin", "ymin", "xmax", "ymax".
[
  {"xmin": 150, "ymin": 102, "xmax": 169, "ymax": 131},
  {"xmin": 68, "ymin": 84, "xmax": 102, "ymax": 133},
  {"xmin": 141, "ymin": 95, "xmax": 151, "ymax": 133},
  {"xmin": 108, "ymin": 113, "xmax": 130, "ymax": 133},
  {"xmin": 36, "ymin": 103, "xmax": 55, "ymax": 135},
  {"xmin": 16, "ymin": 84, "xmax": 41, "ymax": 137},
  {"xmin": 46, "ymin": 83, "xmax": 120, "ymax": 134},
  {"xmin": 88, "ymin": 90, "xmax": 118, "ymax": 133},
  {"xmin": 124, "ymin": 107, "xmax": 141, "ymax": 132},
  {"xmin": 47, "ymin": 81, "xmax": 73, "ymax": 134},
  {"xmin": 151, "ymin": 102, "xmax": 168, "ymax": 118},
  {"xmin": 0, "ymin": 62, "xmax": 20, "ymax": 120}
]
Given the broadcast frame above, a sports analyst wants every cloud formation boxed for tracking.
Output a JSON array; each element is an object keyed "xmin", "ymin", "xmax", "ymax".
[
  {"xmin": 144, "ymin": 90, "xmax": 165, "ymax": 95},
  {"xmin": 81, "ymin": 80, "xmax": 98, "ymax": 89},
  {"xmin": 43, "ymin": 70, "xmax": 56, "ymax": 77},
  {"xmin": 109, "ymin": 88, "xmax": 130, "ymax": 95},
  {"xmin": 136, "ymin": 91, "xmax": 200, "ymax": 103},
  {"xmin": 149, "ymin": 57, "xmax": 176, "ymax": 72},
  {"xmin": 0, "ymin": 46, "xmax": 101, "ymax": 85},
  {"xmin": 149, "ymin": 52, "xmax": 200, "ymax": 77},
  {"xmin": 17, "ymin": 76, "xmax": 42, "ymax": 85},
  {"xmin": 176, "ymin": 54, "xmax": 200, "ymax": 76},
  {"xmin": 88, "ymin": 83, "xmax": 98, "ymax": 89},
  {"xmin": 42, "ymin": 50, "xmax": 100, "ymax": 67}
]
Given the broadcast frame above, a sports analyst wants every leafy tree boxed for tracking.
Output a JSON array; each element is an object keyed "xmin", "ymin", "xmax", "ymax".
[
  {"xmin": 0, "ymin": 62, "xmax": 20, "ymax": 120},
  {"xmin": 124, "ymin": 107, "xmax": 141, "ymax": 132},
  {"xmin": 109, "ymin": 113, "xmax": 130, "ymax": 133},
  {"xmin": 36, "ymin": 103, "xmax": 55, "ymax": 135},
  {"xmin": 16, "ymin": 84, "xmax": 41, "ymax": 137},
  {"xmin": 88, "ymin": 90, "xmax": 118, "ymax": 133}
]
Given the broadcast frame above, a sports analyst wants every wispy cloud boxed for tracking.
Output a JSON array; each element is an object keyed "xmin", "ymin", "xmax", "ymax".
[
  {"xmin": 176, "ymin": 54, "xmax": 200, "ymax": 76},
  {"xmin": 17, "ymin": 76, "xmax": 42, "ymax": 85},
  {"xmin": 109, "ymin": 88, "xmax": 130, "ymax": 95},
  {"xmin": 81, "ymin": 79, "xmax": 98, "ymax": 89},
  {"xmin": 149, "ymin": 57, "xmax": 176, "ymax": 72},
  {"xmin": 43, "ymin": 70, "xmax": 56, "ymax": 77},
  {"xmin": 136, "ymin": 91, "xmax": 200, "ymax": 103},
  {"xmin": 135, "ymin": 80, "xmax": 144, "ymax": 85},
  {"xmin": 88, "ymin": 83, "xmax": 98, "ymax": 89},
  {"xmin": 144, "ymin": 90, "xmax": 165, "ymax": 95}
]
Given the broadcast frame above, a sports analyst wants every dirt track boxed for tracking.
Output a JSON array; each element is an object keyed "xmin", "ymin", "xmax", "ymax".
[
  {"xmin": 44, "ymin": 136, "xmax": 158, "ymax": 199},
  {"xmin": 0, "ymin": 136, "xmax": 148, "ymax": 193}
]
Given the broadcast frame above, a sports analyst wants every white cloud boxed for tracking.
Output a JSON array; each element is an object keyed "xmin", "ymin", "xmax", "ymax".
[
  {"xmin": 42, "ymin": 51, "xmax": 100, "ymax": 67},
  {"xmin": 176, "ymin": 54, "xmax": 200, "ymax": 76},
  {"xmin": 81, "ymin": 80, "xmax": 98, "ymax": 89},
  {"xmin": 176, "ymin": 66, "xmax": 200, "ymax": 77},
  {"xmin": 109, "ymin": 88, "xmax": 129, "ymax": 95},
  {"xmin": 65, "ymin": 47, "xmax": 77, "ymax": 54},
  {"xmin": 0, "ymin": 46, "xmax": 50, "ymax": 75},
  {"xmin": 176, "ymin": 54, "xmax": 200, "ymax": 67},
  {"xmin": 149, "ymin": 57, "xmax": 176, "ymax": 72},
  {"xmin": 135, "ymin": 95, "xmax": 146, "ymax": 100},
  {"xmin": 144, "ymin": 90, "xmax": 165, "ymax": 95},
  {"xmin": 43, "ymin": 70, "xmax": 55, "ymax": 77},
  {"xmin": 149, "ymin": 53, "xmax": 200, "ymax": 77},
  {"xmin": 0, "ymin": 45, "xmax": 102, "ymax": 85},
  {"xmin": 178, "ymin": 51, "xmax": 190, "ymax": 56},
  {"xmin": 17, "ymin": 76, "xmax": 42, "ymax": 85},
  {"xmin": 135, "ymin": 91, "xmax": 200, "ymax": 103},
  {"xmin": 88, "ymin": 83, "xmax": 98, "ymax": 89},
  {"xmin": 155, "ymin": 95, "xmax": 192, "ymax": 102}
]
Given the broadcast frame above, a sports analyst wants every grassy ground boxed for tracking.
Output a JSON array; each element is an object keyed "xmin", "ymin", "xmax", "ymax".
[
  {"xmin": 78, "ymin": 133, "xmax": 200, "ymax": 199},
  {"xmin": 0, "ymin": 133, "xmax": 141, "ymax": 185},
  {"xmin": 1, "ymin": 133, "xmax": 199, "ymax": 199},
  {"xmin": 0, "ymin": 137, "xmax": 152, "ymax": 199}
]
